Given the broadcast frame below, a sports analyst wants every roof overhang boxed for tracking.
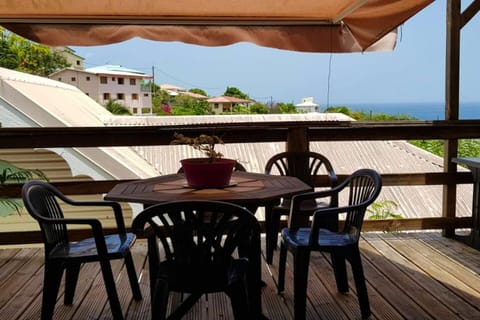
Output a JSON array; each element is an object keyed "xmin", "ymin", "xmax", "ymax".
[{"xmin": 0, "ymin": 0, "xmax": 432, "ymax": 53}]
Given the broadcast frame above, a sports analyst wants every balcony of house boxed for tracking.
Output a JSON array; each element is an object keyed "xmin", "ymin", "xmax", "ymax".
[{"xmin": 0, "ymin": 120, "xmax": 479, "ymax": 318}]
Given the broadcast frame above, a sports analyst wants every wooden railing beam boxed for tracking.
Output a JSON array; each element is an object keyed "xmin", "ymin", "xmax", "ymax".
[{"xmin": 1, "ymin": 121, "xmax": 480, "ymax": 148}]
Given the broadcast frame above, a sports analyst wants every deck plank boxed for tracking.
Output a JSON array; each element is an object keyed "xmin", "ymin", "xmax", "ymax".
[
  {"xmin": 363, "ymin": 233, "xmax": 468, "ymax": 319},
  {"xmin": 2, "ymin": 232, "xmax": 480, "ymax": 319}
]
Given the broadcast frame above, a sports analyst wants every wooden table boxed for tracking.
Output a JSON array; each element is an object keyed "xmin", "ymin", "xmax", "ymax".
[
  {"xmin": 105, "ymin": 171, "xmax": 312, "ymax": 212},
  {"xmin": 453, "ymin": 157, "xmax": 480, "ymax": 248},
  {"xmin": 105, "ymin": 171, "xmax": 311, "ymax": 319}
]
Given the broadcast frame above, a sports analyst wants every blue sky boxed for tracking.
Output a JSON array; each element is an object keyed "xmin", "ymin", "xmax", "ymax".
[{"xmin": 72, "ymin": 1, "xmax": 479, "ymax": 106}]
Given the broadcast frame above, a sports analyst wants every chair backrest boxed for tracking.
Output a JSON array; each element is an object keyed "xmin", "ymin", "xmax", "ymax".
[
  {"xmin": 132, "ymin": 200, "xmax": 260, "ymax": 274},
  {"xmin": 336, "ymin": 169, "xmax": 382, "ymax": 238},
  {"xmin": 22, "ymin": 180, "xmax": 69, "ymax": 252},
  {"xmin": 264, "ymin": 151, "xmax": 337, "ymax": 188},
  {"xmin": 177, "ymin": 161, "xmax": 247, "ymax": 174}
]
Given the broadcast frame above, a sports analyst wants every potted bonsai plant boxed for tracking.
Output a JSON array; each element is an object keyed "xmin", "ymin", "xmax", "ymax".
[{"xmin": 171, "ymin": 133, "xmax": 237, "ymax": 188}]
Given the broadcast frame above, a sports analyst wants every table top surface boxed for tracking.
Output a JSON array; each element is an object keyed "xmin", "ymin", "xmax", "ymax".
[
  {"xmin": 105, "ymin": 171, "xmax": 312, "ymax": 206},
  {"xmin": 453, "ymin": 157, "xmax": 480, "ymax": 169}
]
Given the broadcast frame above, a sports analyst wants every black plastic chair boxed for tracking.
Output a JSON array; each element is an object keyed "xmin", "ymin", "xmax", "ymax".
[
  {"xmin": 264, "ymin": 151, "xmax": 338, "ymax": 264},
  {"xmin": 277, "ymin": 169, "xmax": 382, "ymax": 320},
  {"xmin": 131, "ymin": 200, "xmax": 262, "ymax": 320},
  {"xmin": 21, "ymin": 180, "xmax": 142, "ymax": 320}
]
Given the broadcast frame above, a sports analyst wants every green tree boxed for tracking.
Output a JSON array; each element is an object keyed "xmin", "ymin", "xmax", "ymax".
[
  {"xmin": 172, "ymin": 96, "xmax": 211, "ymax": 115},
  {"xmin": 276, "ymin": 102, "xmax": 298, "ymax": 114},
  {"xmin": 230, "ymin": 104, "xmax": 250, "ymax": 114},
  {"xmin": 0, "ymin": 27, "xmax": 69, "ymax": 76},
  {"xmin": 224, "ymin": 87, "xmax": 249, "ymax": 100},
  {"xmin": 104, "ymin": 100, "xmax": 132, "ymax": 115},
  {"xmin": 189, "ymin": 88, "xmax": 208, "ymax": 97},
  {"xmin": 249, "ymin": 103, "xmax": 270, "ymax": 114}
]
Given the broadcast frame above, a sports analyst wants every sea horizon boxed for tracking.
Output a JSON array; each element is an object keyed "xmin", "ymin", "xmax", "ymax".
[{"xmin": 329, "ymin": 101, "xmax": 480, "ymax": 120}]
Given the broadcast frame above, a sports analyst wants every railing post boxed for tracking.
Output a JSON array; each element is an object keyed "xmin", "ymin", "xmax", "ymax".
[
  {"xmin": 443, "ymin": 0, "xmax": 461, "ymax": 238},
  {"xmin": 286, "ymin": 126, "xmax": 309, "ymax": 152}
]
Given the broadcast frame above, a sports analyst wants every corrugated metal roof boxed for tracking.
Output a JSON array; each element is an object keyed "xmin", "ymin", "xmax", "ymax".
[
  {"xmin": 104, "ymin": 114, "xmax": 474, "ymax": 221},
  {"xmin": 85, "ymin": 64, "xmax": 151, "ymax": 78}
]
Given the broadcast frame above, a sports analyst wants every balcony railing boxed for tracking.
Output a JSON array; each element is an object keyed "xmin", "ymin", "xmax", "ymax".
[{"xmin": 1, "ymin": 119, "xmax": 479, "ymax": 244}]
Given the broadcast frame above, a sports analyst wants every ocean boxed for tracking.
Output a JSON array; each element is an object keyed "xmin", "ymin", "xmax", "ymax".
[{"xmin": 336, "ymin": 101, "xmax": 480, "ymax": 121}]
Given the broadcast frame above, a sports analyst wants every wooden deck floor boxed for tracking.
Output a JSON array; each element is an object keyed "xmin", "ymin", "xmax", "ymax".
[{"xmin": 1, "ymin": 232, "xmax": 480, "ymax": 319}]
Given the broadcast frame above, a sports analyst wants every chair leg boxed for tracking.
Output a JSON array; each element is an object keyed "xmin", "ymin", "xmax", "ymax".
[
  {"xmin": 267, "ymin": 209, "xmax": 282, "ymax": 265},
  {"xmin": 64, "ymin": 263, "xmax": 81, "ymax": 305},
  {"xmin": 42, "ymin": 261, "xmax": 64, "ymax": 320},
  {"xmin": 152, "ymin": 277, "xmax": 169, "ymax": 320},
  {"xmin": 124, "ymin": 251, "xmax": 142, "ymax": 300},
  {"xmin": 349, "ymin": 249, "xmax": 371, "ymax": 319},
  {"xmin": 98, "ymin": 258, "xmax": 124, "ymax": 320},
  {"xmin": 265, "ymin": 205, "xmax": 274, "ymax": 264},
  {"xmin": 226, "ymin": 279, "xmax": 250, "ymax": 319},
  {"xmin": 293, "ymin": 249, "xmax": 310, "ymax": 320},
  {"xmin": 277, "ymin": 240, "xmax": 288, "ymax": 293},
  {"xmin": 331, "ymin": 252, "xmax": 349, "ymax": 293}
]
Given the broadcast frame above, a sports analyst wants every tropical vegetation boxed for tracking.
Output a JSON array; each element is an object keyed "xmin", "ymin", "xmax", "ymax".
[
  {"xmin": 104, "ymin": 100, "xmax": 133, "ymax": 115},
  {"xmin": 0, "ymin": 160, "xmax": 48, "ymax": 217},
  {"xmin": 0, "ymin": 27, "xmax": 69, "ymax": 76},
  {"xmin": 326, "ymin": 106, "xmax": 480, "ymax": 158},
  {"xmin": 367, "ymin": 200, "xmax": 403, "ymax": 220}
]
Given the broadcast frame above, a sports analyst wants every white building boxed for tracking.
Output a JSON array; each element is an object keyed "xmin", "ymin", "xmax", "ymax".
[
  {"xmin": 49, "ymin": 65, "xmax": 153, "ymax": 115},
  {"xmin": 295, "ymin": 97, "xmax": 320, "ymax": 113}
]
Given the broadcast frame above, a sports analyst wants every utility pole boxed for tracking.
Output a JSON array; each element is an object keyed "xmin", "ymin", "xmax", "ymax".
[{"xmin": 151, "ymin": 66, "xmax": 155, "ymax": 93}]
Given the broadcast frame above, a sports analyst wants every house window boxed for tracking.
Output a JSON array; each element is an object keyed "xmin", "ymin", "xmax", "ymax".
[
  {"xmin": 103, "ymin": 93, "xmax": 111, "ymax": 100},
  {"xmin": 133, "ymin": 108, "xmax": 138, "ymax": 114},
  {"xmin": 58, "ymin": 77, "xmax": 62, "ymax": 81},
  {"xmin": 71, "ymin": 77, "xmax": 76, "ymax": 81},
  {"xmin": 144, "ymin": 93, "xmax": 149, "ymax": 97},
  {"xmin": 76, "ymin": 60, "xmax": 81, "ymax": 66},
  {"xmin": 132, "ymin": 93, "xmax": 139, "ymax": 100},
  {"xmin": 100, "ymin": 77, "xmax": 107, "ymax": 84},
  {"xmin": 130, "ymin": 78, "xmax": 136, "ymax": 85},
  {"xmin": 86, "ymin": 76, "xmax": 90, "ymax": 81},
  {"xmin": 112, "ymin": 77, "xmax": 116, "ymax": 81},
  {"xmin": 118, "ymin": 78, "xmax": 124, "ymax": 85},
  {"xmin": 117, "ymin": 93, "xmax": 125, "ymax": 100}
]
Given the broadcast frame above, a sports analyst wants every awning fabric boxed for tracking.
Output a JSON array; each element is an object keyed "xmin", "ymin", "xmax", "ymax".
[{"xmin": 0, "ymin": 0, "xmax": 432, "ymax": 53}]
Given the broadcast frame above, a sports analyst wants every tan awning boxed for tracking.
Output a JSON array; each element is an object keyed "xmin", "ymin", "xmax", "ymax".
[{"xmin": 0, "ymin": 0, "xmax": 432, "ymax": 52}]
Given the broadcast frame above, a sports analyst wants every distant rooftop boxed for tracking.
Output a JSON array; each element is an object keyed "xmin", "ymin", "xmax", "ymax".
[
  {"xmin": 160, "ymin": 84, "xmax": 185, "ymax": 91},
  {"xmin": 207, "ymin": 96, "xmax": 251, "ymax": 103},
  {"xmin": 85, "ymin": 65, "xmax": 152, "ymax": 78}
]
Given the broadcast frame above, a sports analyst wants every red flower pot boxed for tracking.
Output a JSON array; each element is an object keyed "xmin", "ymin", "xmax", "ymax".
[{"xmin": 180, "ymin": 158, "xmax": 236, "ymax": 188}]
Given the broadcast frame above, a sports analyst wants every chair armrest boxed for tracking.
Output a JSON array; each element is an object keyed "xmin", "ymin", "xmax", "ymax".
[
  {"xmin": 40, "ymin": 216, "xmax": 111, "ymax": 255},
  {"xmin": 55, "ymin": 195, "xmax": 127, "ymax": 233},
  {"xmin": 308, "ymin": 202, "xmax": 368, "ymax": 247},
  {"xmin": 290, "ymin": 189, "xmax": 338, "ymax": 213}
]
